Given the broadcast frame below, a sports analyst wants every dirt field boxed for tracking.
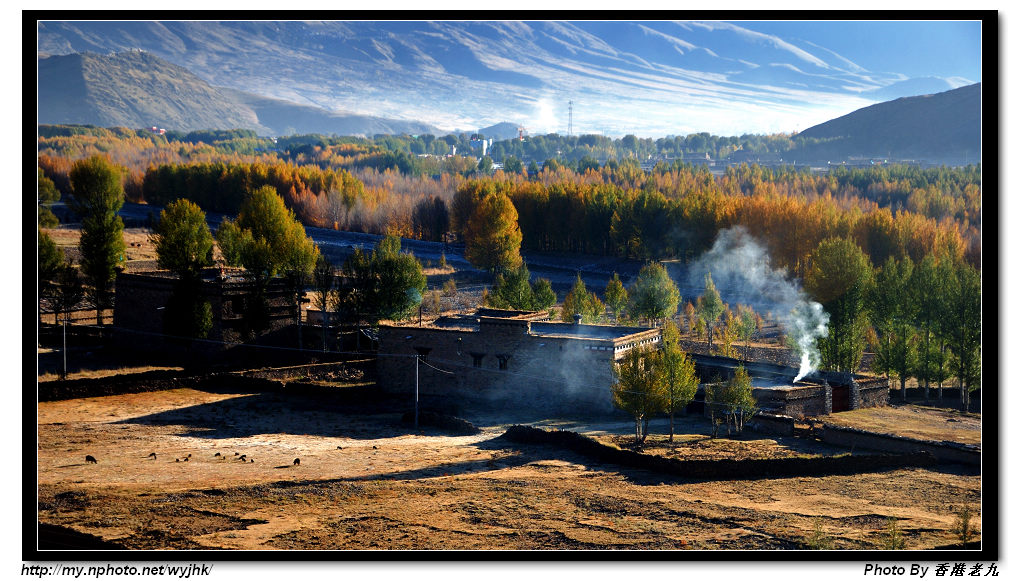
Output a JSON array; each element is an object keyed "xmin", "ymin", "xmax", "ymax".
[
  {"xmin": 36, "ymin": 386, "xmax": 981, "ymax": 551},
  {"xmin": 822, "ymin": 405, "xmax": 981, "ymax": 446}
]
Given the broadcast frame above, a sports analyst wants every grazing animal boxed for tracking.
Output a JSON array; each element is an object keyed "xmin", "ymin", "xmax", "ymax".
[
  {"xmin": 214, "ymin": 452, "xmax": 221, "ymax": 457},
  {"xmin": 176, "ymin": 459, "xmax": 180, "ymax": 462},
  {"xmin": 187, "ymin": 453, "xmax": 192, "ymax": 458},
  {"xmin": 293, "ymin": 458, "xmax": 300, "ymax": 466},
  {"xmin": 234, "ymin": 452, "xmax": 239, "ymax": 456},
  {"xmin": 85, "ymin": 455, "xmax": 97, "ymax": 464},
  {"xmin": 183, "ymin": 457, "xmax": 189, "ymax": 462},
  {"xmin": 238, "ymin": 455, "xmax": 246, "ymax": 462},
  {"xmin": 147, "ymin": 452, "xmax": 157, "ymax": 459},
  {"xmin": 337, "ymin": 446, "xmax": 343, "ymax": 450},
  {"xmin": 372, "ymin": 445, "xmax": 378, "ymax": 450},
  {"xmin": 250, "ymin": 459, "xmax": 254, "ymax": 463}
]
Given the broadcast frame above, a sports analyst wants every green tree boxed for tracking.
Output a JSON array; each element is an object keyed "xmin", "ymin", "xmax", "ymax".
[
  {"xmin": 152, "ymin": 199, "xmax": 214, "ymax": 279},
  {"xmin": 69, "ymin": 155, "xmax": 125, "ymax": 325},
  {"xmin": 945, "ymin": 261, "xmax": 981, "ymax": 412},
  {"xmin": 869, "ymin": 256, "xmax": 918, "ymax": 400},
  {"xmin": 560, "ymin": 274, "xmax": 604, "ymax": 323},
  {"xmin": 604, "ymin": 272, "xmax": 629, "ymax": 322},
  {"xmin": 487, "ymin": 264, "xmax": 535, "ymax": 310},
  {"xmin": 477, "ymin": 155, "xmax": 494, "ymax": 175},
  {"xmin": 805, "ymin": 238, "xmax": 874, "ymax": 373},
  {"xmin": 532, "ymin": 278, "xmax": 557, "ymax": 311},
  {"xmin": 657, "ymin": 321, "xmax": 699, "ymax": 442},
  {"xmin": 339, "ymin": 235, "xmax": 426, "ymax": 325},
  {"xmin": 629, "ymin": 262, "xmax": 680, "ymax": 324},
  {"xmin": 696, "ymin": 272, "xmax": 725, "ymax": 351},
  {"xmin": 734, "ymin": 305, "xmax": 759, "ymax": 359},
  {"xmin": 912, "ymin": 255, "xmax": 952, "ymax": 402},
  {"xmin": 611, "ymin": 345, "xmax": 664, "ymax": 444},
  {"xmin": 705, "ymin": 366, "xmax": 757, "ymax": 436},
  {"xmin": 151, "ymin": 199, "xmax": 216, "ymax": 339},
  {"xmin": 503, "ymin": 156, "xmax": 524, "ymax": 174},
  {"xmin": 464, "ymin": 191, "xmax": 523, "ymax": 274},
  {"xmin": 312, "ymin": 254, "xmax": 336, "ymax": 351}
]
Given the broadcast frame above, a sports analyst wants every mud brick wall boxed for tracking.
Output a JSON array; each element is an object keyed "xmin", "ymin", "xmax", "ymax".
[
  {"xmin": 377, "ymin": 324, "xmax": 621, "ymax": 413},
  {"xmin": 820, "ymin": 424, "xmax": 980, "ymax": 465},
  {"xmin": 748, "ymin": 413, "xmax": 795, "ymax": 436}
]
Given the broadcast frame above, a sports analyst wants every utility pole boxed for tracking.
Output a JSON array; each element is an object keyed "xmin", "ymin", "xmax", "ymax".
[{"xmin": 414, "ymin": 354, "xmax": 419, "ymax": 430}]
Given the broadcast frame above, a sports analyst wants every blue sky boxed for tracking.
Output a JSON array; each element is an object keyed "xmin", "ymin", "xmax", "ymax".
[{"xmin": 733, "ymin": 20, "xmax": 983, "ymax": 83}]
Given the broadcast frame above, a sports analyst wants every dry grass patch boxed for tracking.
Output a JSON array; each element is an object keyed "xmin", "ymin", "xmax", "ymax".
[{"xmin": 823, "ymin": 405, "xmax": 980, "ymax": 446}]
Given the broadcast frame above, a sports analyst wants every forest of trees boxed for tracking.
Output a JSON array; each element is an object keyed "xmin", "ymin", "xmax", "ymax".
[{"xmin": 38, "ymin": 125, "xmax": 982, "ymax": 403}]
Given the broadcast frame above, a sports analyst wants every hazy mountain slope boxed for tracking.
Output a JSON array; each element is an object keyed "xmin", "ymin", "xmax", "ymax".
[
  {"xmin": 37, "ymin": 51, "xmax": 445, "ymax": 136},
  {"xmin": 37, "ymin": 51, "xmax": 266, "ymax": 132},
  {"xmin": 37, "ymin": 20, "xmax": 973, "ymax": 136},
  {"xmin": 793, "ymin": 83, "xmax": 981, "ymax": 162}
]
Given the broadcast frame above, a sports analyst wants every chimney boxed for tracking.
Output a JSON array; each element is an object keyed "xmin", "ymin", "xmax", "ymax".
[{"xmin": 573, "ymin": 313, "xmax": 582, "ymax": 325}]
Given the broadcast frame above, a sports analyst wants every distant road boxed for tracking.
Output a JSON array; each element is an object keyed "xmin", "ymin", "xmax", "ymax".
[{"xmin": 97, "ymin": 202, "xmax": 652, "ymax": 294}]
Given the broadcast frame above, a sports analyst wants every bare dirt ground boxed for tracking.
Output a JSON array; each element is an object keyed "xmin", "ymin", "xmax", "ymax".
[
  {"xmin": 822, "ymin": 405, "xmax": 981, "ymax": 446},
  {"xmin": 37, "ymin": 387, "xmax": 981, "ymax": 551}
]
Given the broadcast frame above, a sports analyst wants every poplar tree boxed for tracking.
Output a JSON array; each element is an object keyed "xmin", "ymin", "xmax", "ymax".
[
  {"xmin": 805, "ymin": 238, "xmax": 874, "ymax": 373},
  {"xmin": 657, "ymin": 321, "xmax": 699, "ymax": 442},
  {"xmin": 611, "ymin": 345, "xmax": 664, "ymax": 444},
  {"xmin": 697, "ymin": 272, "xmax": 725, "ymax": 351},
  {"xmin": 69, "ymin": 155, "xmax": 125, "ymax": 325},
  {"xmin": 604, "ymin": 272, "xmax": 629, "ymax": 322}
]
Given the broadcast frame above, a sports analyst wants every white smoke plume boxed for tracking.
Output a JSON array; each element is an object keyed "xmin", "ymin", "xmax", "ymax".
[{"xmin": 681, "ymin": 227, "xmax": 829, "ymax": 382}]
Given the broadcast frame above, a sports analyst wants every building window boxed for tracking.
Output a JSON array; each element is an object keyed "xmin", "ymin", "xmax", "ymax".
[
  {"xmin": 414, "ymin": 346, "xmax": 432, "ymax": 361},
  {"xmin": 470, "ymin": 352, "xmax": 485, "ymax": 368},
  {"xmin": 497, "ymin": 354, "xmax": 510, "ymax": 370}
]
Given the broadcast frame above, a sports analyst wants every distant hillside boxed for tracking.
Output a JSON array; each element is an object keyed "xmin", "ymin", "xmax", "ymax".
[
  {"xmin": 792, "ymin": 83, "xmax": 981, "ymax": 163},
  {"xmin": 476, "ymin": 122, "xmax": 523, "ymax": 141},
  {"xmin": 38, "ymin": 51, "xmax": 266, "ymax": 132},
  {"xmin": 38, "ymin": 51, "xmax": 444, "ymax": 136}
]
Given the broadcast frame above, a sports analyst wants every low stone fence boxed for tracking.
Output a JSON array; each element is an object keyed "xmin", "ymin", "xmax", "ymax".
[
  {"xmin": 500, "ymin": 425, "xmax": 936, "ymax": 480},
  {"xmin": 820, "ymin": 424, "xmax": 980, "ymax": 465}
]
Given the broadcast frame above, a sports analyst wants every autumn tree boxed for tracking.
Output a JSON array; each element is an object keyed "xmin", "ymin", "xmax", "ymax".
[
  {"xmin": 38, "ymin": 167, "xmax": 60, "ymax": 227},
  {"xmin": 629, "ymin": 262, "xmax": 680, "ymax": 324},
  {"xmin": 805, "ymin": 238, "xmax": 874, "ymax": 373},
  {"xmin": 216, "ymin": 186, "xmax": 320, "ymax": 338},
  {"xmin": 69, "ymin": 155, "xmax": 125, "ymax": 325},
  {"xmin": 611, "ymin": 345, "xmax": 664, "ymax": 444},
  {"xmin": 464, "ymin": 191, "xmax": 523, "ymax": 274},
  {"xmin": 657, "ymin": 321, "xmax": 699, "ymax": 442},
  {"xmin": 151, "ymin": 199, "xmax": 216, "ymax": 339},
  {"xmin": 696, "ymin": 272, "xmax": 725, "ymax": 351},
  {"xmin": 604, "ymin": 272, "xmax": 629, "ymax": 322}
]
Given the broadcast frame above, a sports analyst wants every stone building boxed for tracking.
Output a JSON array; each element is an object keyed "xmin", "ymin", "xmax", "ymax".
[
  {"xmin": 112, "ymin": 268, "xmax": 297, "ymax": 349},
  {"xmin": 376, "ymin": 309, "xmax": 661, "ymax": 414}
]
